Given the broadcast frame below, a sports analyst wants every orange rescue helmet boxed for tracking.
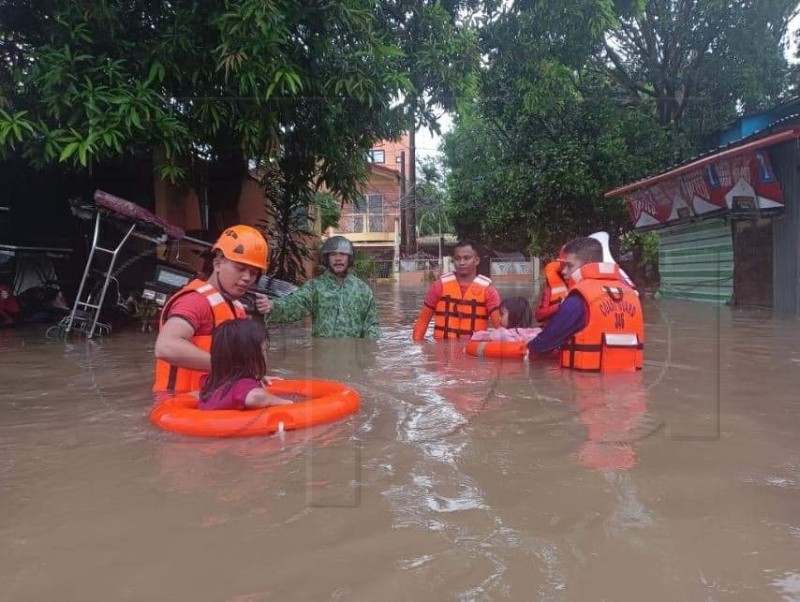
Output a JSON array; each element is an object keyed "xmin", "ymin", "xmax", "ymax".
[{"xmin": 212, "ymin": 225, "xmax": 269, "ymax": 271}]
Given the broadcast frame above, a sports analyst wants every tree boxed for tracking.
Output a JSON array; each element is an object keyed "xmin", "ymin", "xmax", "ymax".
[
  {"xmin": 442, "ymin": 0, "xmax": 797, "ymax": 257},
  {"xmin": 442, "ymin": 0, "xmax": 677, "ymax": 256},
  {"xmin": 444, "ymin": 86, "xmax": 674, "ymax": 255},
  {"xmin": 376, "ymin": 0, "xmax": 481, "ymax": 252},
  {"xmin": 601, "ymin": 0, "xmax": 797, "ymax": 139},
  {"xmin": 415, "ymin": 157, "xmax": 452, "ymax": 237},
  {"xmin": 0, "ymin": 0, "xmax": 409, "ymax": 277},
  {"xmin": 312, "ymin": 191, "xmax": 342, "ymax": 233}
]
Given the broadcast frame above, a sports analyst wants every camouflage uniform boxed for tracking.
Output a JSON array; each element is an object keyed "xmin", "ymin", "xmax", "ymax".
[{"xmin": 265, "ymin": 271, "xmax": 380, "ymax": 339}]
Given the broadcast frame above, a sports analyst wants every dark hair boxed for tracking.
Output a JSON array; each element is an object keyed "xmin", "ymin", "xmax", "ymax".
[
  {"xmin": 454, "ymin": 239, "xmax": 479, "ymax": 254},
  {"xmin": 200, "ymin": 318, "xmax": 269, "ymax": 401},
  {"xmin": 199, "ymin": 250, "xmax": 224, "ymax": 280},
  {"xmin": 562, "ymin": 237, "xmax": 603, "ymax": 264},
  {"xmin": 500, "ymin": 296, "xmax": 533, "ymax": 328}
]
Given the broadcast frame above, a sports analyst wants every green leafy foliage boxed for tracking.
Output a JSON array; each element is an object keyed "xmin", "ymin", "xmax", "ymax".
[
  {"xmin": 0, "ymin": 0, "xmax": 409, "ymax": 225},
  {"xmin": 442, "ymin": 0, "xmax": 796, "ymax": 258},
  {"xmin": 377, "ymin": 0, "xmax": 480, "ymax": 132},
  {"xmin": 602, "ymin": 0, "xmax": 797, "ymax": 138},
  {"xmin": 444, "ymin": 73, "xmax": 676, "ymax": 255},
  {"xmin": 351, "ymin": 250, "xmax": 378, "ymax": 281},
  {"xmin": 257, "ymin": 168, "xmax": 317, "ymax": 284},
  {"xmin": 312, "ymin": 191, "xmax": 342, "ymax": 232},
  {"xmin": 620, "ymin": 229, "xmax": 658, "ymax": 262},
  {"xmin": 415, "ymin": 157, "xmax": 453, "ymax": 237}
]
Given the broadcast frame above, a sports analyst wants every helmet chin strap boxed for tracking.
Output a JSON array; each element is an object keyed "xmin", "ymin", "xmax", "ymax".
[{"xmin": 208, "ymin": 268, "xmax": 240, "ymax": 300}]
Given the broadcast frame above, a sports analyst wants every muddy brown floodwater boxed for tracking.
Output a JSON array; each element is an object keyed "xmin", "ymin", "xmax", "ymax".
[{"xmin": 1, "ymin": 283, "xmax": 799, "ymax": 601}]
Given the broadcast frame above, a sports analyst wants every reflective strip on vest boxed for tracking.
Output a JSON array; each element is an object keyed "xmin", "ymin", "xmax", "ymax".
[
  {"xmin": 604, "ymin": 333, "xmax": 639, "ymax": 347},
  {"xmin": 433, "ymin": 274, "xmax": 491, "ymax": 339},
  {"xmin": 560, "ymin": 265, "xmax": 644, "ymax": 373},
  {"xmin": 569, "ymin": 261, "xmax": 621, "ymax": 288},
  {"xmin": 206, "ymin": 292, "xmax": 225, "ymax": 307},
  {"xmin": 550, "ymin": 285, "xmax": 567, "ymax": 297}
]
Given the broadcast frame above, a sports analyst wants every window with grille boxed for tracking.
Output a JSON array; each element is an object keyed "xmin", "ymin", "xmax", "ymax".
[
  {"xmin": 365, "ymin": 194, "xmax": 387, "ymax": 232},
  {"xmin": 340, "ymin": 194, "xmax": 386, "ymax": 232},
  {"xmin": 339, "ymin": 194, "xmax": 391, "ymax": 233},
  {"xmin": 339, "ymin": 194, "xmax": 386, "ymax": 233}
]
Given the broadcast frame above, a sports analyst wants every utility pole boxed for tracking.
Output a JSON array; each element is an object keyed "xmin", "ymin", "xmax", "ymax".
[
  {"xmin": 397, "ymin": 150, "xmax": 406, "ymax": 256},
  {"xmin": 406, "ymin": 126, "xmax": 417, "ymax": 255},
  {"xmin": 438, "ymin": 209, "xmax": 443, "ymax": 273}
]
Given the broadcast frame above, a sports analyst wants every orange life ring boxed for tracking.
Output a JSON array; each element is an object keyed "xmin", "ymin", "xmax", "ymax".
[
  {"xmin": 150, "ymin": 378, "xmax": 360, "ymax": 437},
  {"xmin": 464, "ymin": 340, "xmax": 527, "ymax": 359}
]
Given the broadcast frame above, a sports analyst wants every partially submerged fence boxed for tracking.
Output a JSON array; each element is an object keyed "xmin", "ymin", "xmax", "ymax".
[
  {"xmin": 489, "ymin": 258, "xmax": 534, "ymax": 277},
  {"xmin": 361, "ymin": 256, "xmax": 537, "ymax": 284}
]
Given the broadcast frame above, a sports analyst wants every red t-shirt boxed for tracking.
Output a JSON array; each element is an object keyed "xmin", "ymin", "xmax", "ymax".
[
  {"xmin": 199, "ymin": 377, "xmax": 261, "ymax": 411},
  {"xmin": 423, "ymin": 278, "xmax": 501, "ymax": 312},
  {"xmin": 0, "ymin": 285, "xmax": 20, "ymax": 316},
  {"xmin": 164, "ymin": 291, "xmax": 217, "ymax": 335}
]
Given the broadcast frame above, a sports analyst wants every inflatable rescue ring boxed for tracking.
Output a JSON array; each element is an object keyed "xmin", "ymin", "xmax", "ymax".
[
  {"xmin": 465, "ymin": 340, "xmax": 527, "ymax": 359},
  {"xmin": 150, "ymin": 379, "xmax": 360, "ymax": 437}
]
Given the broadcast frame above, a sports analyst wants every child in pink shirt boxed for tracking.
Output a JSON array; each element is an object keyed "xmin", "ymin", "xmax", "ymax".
[
  {"xmin": 470, "ymin": 296, "xmax": 541, "ymax": 343},
  {"xmin": 199, "ymin": 319, "xmax": 293, "ymax": 411}
]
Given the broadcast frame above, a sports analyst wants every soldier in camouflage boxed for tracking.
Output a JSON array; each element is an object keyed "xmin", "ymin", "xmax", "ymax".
[{"xmin": 258, "ymin": 236, "xmax": 380, "ymax": 339}]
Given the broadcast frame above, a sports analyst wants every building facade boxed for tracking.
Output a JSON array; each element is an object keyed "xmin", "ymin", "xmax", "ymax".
[
  {"xmin": 325, "ymin": 134, "xmax": 411, "ymax": 275},
  {"xmin": 605, "ymin": 100, "xmax": 800, "ymax": 311}
]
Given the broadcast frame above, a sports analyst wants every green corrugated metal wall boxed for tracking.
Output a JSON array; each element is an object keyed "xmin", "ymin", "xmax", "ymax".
[{"xmin": 656, "ymin": 219, "xmax": 733, "ymax": 304}]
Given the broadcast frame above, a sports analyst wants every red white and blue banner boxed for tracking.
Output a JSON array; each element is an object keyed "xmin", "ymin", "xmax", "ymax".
[{"xmin": 605, "ymin": 130, "xmax": 795, "ymax": 230}]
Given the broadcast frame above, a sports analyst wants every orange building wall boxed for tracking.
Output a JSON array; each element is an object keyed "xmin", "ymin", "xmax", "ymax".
[
  {"xmin": 368, "ymin": 133, "xmax": 411, "ymax": 178},
  {"xmin": 340, "ymin": 166, "xmax": 401, "ymax": 224},
  {"xmin": 153, "ymin": 176, "xmax": 319, "ymax": 281},
  {"xmin": 153, "ymin": 178, "xmax": 203, "ymax": 233},
  {"xmin": 238, "ymin": 177, "xmax": 319, "ymax": 282}
]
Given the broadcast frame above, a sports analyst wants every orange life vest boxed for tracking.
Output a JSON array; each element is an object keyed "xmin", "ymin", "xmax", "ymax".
[
  {"xmin": 560, "ymin": 262, "xmax": 644, "ymax": 373},
  {"xmin": 535, "ymin": 261, "xmax": 568, "ymax": 324},
  {"xmin": 152, "ymin": 279, "xmax": 247, "ymax": 394},
  {"xmin": 433, "ymin": 272, "xmax": 492, "ymax": 339}
]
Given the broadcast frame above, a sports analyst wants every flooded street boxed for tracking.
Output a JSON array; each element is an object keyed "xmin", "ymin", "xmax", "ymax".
[{"xmin": 2, "ymin": 283, "xmax": 800, "ymax": 601}]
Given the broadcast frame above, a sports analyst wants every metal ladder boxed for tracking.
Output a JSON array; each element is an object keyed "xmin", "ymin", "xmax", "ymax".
[{"xmin": 63, "ymin": 211, "xmax": 137, "ymax": 338}]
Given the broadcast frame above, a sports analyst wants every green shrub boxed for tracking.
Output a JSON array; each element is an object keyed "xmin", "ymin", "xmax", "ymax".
[{"xmin": 351, "ymin": 250, "xmax": 377, "ymax": 280}]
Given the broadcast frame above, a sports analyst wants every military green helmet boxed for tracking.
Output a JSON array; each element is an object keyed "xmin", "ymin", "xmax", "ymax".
[{"xmin": 320, "ymin": 235, "xmax": 354, "ymax": 257}]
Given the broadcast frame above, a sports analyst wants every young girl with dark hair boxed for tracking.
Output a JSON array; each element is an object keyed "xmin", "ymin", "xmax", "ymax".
[
  {"xmin": 470, "ymin": 296, "xmax": 541, "ymax": 343},
  {"xmin": 199, "ymin": 318, "xmax": 292, "ymax": 411}
]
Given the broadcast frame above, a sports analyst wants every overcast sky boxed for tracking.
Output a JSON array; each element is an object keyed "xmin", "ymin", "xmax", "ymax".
[{"xmin": 414, "ymin": 113, "xmax": 453, "ymax": 165}]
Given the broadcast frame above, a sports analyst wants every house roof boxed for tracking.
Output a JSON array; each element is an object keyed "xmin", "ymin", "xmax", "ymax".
[
  {"xmin": 604, "ymin": 123, "xmax": 800, "ymax": 200},
  {"xmin": 368, "ymin": 163, "xmax": 402, "ymax": 180},
  {"xmin": 723, "ymin": 96, "xmax": 800, "ymax": 126}
]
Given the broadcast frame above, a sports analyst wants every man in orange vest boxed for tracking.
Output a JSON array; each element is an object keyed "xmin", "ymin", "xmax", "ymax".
[
  {"xmin": 533, "ymin": 247, "xmax": 568, "ymax": 325},
  {"xmin": 153, "ymin": 225, "xmax": 270, "ymax": 395},
  {"xmin": 527, "ymin": 237, "xmax": 643, "ymax": 372},
  {"xmin": 412, "ymin": 239, "xmax": 502, "ymax": 341}
]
